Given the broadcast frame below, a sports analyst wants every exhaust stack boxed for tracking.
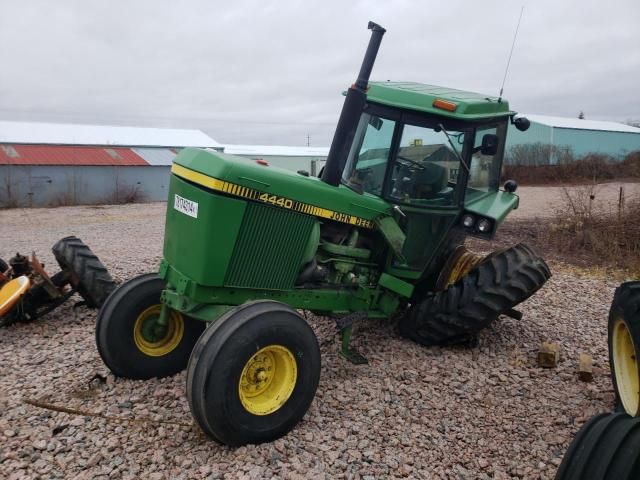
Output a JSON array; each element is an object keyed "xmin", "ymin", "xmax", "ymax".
[{"xmin": 321, "ymin": 21, "xmax": 386, "ymax": 186}]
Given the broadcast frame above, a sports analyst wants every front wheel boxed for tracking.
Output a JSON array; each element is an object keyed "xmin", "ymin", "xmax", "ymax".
[
  {"xmin": 96, "ymin": 273, "xmax": 205, "ymax": 379},
  {"xmin": 187, "ymin": 300, "xmax": 321, "ymax": 446}
]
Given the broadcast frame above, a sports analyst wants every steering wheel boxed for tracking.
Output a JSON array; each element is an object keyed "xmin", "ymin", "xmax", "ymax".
[{"xmin": 396, "ymin": 155, "xmax": 425, "ymax": 170}]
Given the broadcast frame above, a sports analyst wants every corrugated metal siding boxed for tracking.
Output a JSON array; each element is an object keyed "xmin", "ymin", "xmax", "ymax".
[
  {"xmin": 0, "ymin": 145, "xmax": 147, "ymax": 166},
  {"xmin": 0, "ymin": 164, "xmax": 171, "ymax": 207},
  {"xmin": 507, "ymin": 119, "xmax": 640, "ymax": 165},
  {"xmin": 132, "ymin": 147, "xmax": 177, "ymax": 166},
  {"xmin": 552, "ymin": 128, "xmax": 640, "ymax": 158}
]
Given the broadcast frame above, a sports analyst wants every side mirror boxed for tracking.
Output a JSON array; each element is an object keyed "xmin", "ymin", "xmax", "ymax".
[
  {"xmin": 504, "ymin": 179, "xmax": 518, "ymax": 193},
  {"xmin": 513, "ymin": 116, "xmax": 530, "ymax": 132},
  {"xmin": 479, "ymin": 134, "xmax": 499, "ymax": 156},
  {"xmin": 368, "ymin": 115, "xmax": 383, "ymax": 130}
]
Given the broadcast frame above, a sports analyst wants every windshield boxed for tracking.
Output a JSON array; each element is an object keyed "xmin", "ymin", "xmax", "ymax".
[
  {"xmin": 389, "ymin": 124, "xmax": 465, "ymax": 206},
  {"xmin": 341, "ymin": 113, "xmax": 395, "ymax": 195},
  {"xmin": 342, "ymin": 113, "xmax": 468, "ymax": 207}
]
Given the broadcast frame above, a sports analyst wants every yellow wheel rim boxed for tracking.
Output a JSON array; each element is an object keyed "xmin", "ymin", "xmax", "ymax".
[
  {"xmin": 238, "ymin": 345, "xmax": 297, "ymax": 416},
  {"xmin": 133, "ymin": 305, "xmax": 184, "ymax": 357},
  {"xmin": 612, "ymin": 317, "xmax": 640, "ymax": 416},
  {"xmin": 0, "ymin": 276, "xmax": 31, "ymax": 317}
]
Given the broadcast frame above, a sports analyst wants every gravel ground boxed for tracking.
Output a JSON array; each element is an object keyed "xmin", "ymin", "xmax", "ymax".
[
  {"xmin": 509, "ymin": 181, "xmax": 640, "ymax": 219},
  {"xmin": 0, "ymin": 199, "xmax": 623, "ymax": 479}
]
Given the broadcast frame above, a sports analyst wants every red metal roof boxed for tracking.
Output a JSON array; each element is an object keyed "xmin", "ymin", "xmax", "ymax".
[{"xmin": 0, "ymin": 145, "xmax": 148, "ymax": 166}]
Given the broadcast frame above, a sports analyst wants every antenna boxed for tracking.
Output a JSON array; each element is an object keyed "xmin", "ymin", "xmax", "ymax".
[{"xmin": 498, "ymin": 6, "xmax": 524, "ymax": 103}]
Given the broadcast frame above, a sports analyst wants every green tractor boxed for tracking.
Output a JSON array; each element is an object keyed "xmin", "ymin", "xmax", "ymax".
[{"xmin": 97, "ymin": 21, "xmax": 550, "ymax": 446}]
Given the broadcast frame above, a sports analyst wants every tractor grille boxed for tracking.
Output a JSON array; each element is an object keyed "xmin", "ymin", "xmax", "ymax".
[{"xmin": 225, "ymin": 202, "xmax": 314, "ymax": 290}]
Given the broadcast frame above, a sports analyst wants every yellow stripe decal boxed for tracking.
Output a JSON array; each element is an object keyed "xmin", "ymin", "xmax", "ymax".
[{"xmin": 171, "ymin": 164, "xmax": 374, "ymax": 229}]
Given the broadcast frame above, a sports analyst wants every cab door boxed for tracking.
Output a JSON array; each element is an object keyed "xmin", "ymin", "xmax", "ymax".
[{"xmin": 383, "ymin": 122, "xmax": 470, "ymax": 274}]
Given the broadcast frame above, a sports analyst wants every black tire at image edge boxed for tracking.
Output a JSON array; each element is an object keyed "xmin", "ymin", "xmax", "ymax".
[{"xmin": 555, "ymin": 412, "xmax": 640, "ymax": 480}]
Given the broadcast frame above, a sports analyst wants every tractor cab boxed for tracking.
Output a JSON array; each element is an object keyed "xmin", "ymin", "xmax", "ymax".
[
  {"xmin": 335, "ymin": 81, "xmax": 523, "ymax": 271},
  {"xmin": 341, "ymin": 103, "xmax": 508, "ymax": 208}
]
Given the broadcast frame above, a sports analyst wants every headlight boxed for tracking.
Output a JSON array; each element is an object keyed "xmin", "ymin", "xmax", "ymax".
[
  {"xmin": 477, "ymin": 218, "xmax": 492, "ymax": 233},
  {"xmin": 462, "ymin": 214, "xmax": 475, "ymax": 228}
]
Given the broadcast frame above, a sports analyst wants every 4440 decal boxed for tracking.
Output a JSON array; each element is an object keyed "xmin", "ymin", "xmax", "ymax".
[{"xmin": 171, "ymin": 164, "xmax": 375, "ymax": 229}]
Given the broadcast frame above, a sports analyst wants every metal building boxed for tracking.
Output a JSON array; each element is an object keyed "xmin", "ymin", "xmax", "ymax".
[
  {"xmin": 0, "ymin": 121, "xmax": 220, "ymax": 207},
  {"xmin": 506, "ymin": 115, "xmax": 640, "ymax": 165},
  {"xmin": 0, "ymin": 121, "xmax": 330, "ymax": 208},
  {"xmin": 222, "ymin": 144, "xmax": 328, "ymax": 175}
]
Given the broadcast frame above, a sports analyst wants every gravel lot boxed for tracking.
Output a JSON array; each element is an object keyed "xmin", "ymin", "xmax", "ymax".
[
  {"xmin": 0, "ymin": 191, "xmax": 625, "ymax": 479},
  {"xmin": 509, "ymin": 181, "xmax": 640, "ymax": 219}
]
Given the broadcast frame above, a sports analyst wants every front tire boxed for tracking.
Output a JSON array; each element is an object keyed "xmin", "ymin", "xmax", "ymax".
[
  {"xmin": 187, "ymin": 300, "xmax": 321, "ymax": 446},
  {"xmin": 96, "ymin": 273, "xmax": 205, "ymax": 379}
]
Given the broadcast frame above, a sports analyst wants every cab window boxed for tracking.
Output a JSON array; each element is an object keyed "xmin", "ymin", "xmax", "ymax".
[
  {"xmin": 342, "ymin": 114, "xmax": 396, "ymax": 196},
  {"xmin": 388, "ymin": 124, "xmax": 465, "ymax": 206}
]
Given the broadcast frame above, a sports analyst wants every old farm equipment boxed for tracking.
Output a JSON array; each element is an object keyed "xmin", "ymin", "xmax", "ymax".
[
  {"xmin": 0, "ymin": 236, "xmax": 115, "ymax": 327},
  {"xmin": 97, "ymin": 22, "xmax": 550, "ymax": 445}
]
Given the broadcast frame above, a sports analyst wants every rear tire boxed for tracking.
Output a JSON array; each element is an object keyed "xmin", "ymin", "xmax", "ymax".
[
  {"xmin": 608, "ymin": 281, "xmax": 640, "ymax": 416},
  {"xmin": 52, "ymin": 236, "xmax": 116, "ymax": 308},
  {"xmin": 96, "ymin": 273, "xmax": 206, "ymax": 379},
  {"xmin": 187, "ymin": 300, "xmax": 321, "ymax": 446},
  {"xmin": 555, "ymin": 412, "xmax": 640, "ymax": 480},
  {"xmin": 399, "ymin": 243, "xmax": 551, "ymax": 346}
]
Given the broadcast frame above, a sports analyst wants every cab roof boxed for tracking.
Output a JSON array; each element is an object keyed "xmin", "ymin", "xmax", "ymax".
[{"xmin": 366, "ymin": 81, "xmax": 514, "ymax": 120}]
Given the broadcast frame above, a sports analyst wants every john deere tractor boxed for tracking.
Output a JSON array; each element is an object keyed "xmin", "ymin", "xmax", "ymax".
[{"xmin": 97, "ymin": 22, "xmax": 550, "ymax": 446}]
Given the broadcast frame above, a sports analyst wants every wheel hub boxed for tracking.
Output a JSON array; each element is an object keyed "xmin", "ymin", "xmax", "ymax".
[
  {"xmin": 241, "ymin": 352, "xmax": 275, "ymax": 397},
  {"xmin": 612, "ymin": 317, "xmax": 640, "ymax": 415},
  {"xmin": 133, "ymin": 305, "xmax": 184, "ymax": 357},
  {"xmin": 435, "ymin": 246, "xmax": 484, "ymax": 290},
  {"xmin": 238, "ymin": 345, "xmax": 297, "ymax": 416}
]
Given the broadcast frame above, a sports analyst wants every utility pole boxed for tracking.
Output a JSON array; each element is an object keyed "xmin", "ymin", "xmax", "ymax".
[{"xmin": 306, "ymin": 133, "xmax": 310, "ymax": 147}]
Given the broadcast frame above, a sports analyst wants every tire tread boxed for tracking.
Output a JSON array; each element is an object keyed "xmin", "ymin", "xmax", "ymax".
[{"xmin": 399, "ymin": 243, "xmax": 551, "ymax": 346}]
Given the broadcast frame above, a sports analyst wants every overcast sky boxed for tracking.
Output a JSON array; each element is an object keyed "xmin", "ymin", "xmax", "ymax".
[{"xmin": 1, "ymin": 0, "xmax": 638, "ymax": 146}]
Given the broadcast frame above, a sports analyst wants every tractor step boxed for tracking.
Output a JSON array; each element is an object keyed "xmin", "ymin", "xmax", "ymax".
[
  {"xmin": 340, "ymin": 345, "xmax": 368, "ymax": 365},
  {"xmin": 335, "ymin": 312, "xmax": 368, "ymax": 365}
]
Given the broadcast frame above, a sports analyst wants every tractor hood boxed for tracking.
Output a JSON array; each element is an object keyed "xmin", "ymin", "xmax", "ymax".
[{"xmin": 171, "ymin": 148, "xmax": 392, "ymax": 227}]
